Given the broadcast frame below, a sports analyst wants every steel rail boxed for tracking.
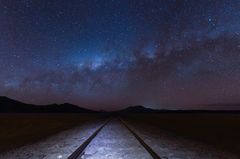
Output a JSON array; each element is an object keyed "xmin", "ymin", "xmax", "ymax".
[
  {"xmin": 119, "ymin": 118, "xmax": 161, "ymax": 159},
  {"xmin": 67, "ymin": 119, "xmax": 110, "ymax": 159}
]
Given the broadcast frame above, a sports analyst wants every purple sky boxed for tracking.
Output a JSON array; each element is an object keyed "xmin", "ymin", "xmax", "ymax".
[{"xmin": 0, "ymin": 0, "xmax": 240, "ymax": 110}]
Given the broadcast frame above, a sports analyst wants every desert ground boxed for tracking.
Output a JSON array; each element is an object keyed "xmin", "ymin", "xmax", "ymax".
[
  {"xmin": 122, "ymin": 113, "xmax": 240, "ymax": 156},
  {"xmin": 0, "ymin": 113, "xmax": 240, "ymax": 159},
  {"xmin": 0, "ymin": 113, "xmax": 103, "ymax": 153}
]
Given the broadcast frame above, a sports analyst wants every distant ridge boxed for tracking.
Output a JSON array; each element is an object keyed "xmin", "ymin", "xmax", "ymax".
[
  {"xmin": 116, "ymin": 105, "xmax": 157, "ymax": 113},
  {"xmin": 114, "ymin": 105, "xmax": 240, "ymax": 114},
  {"xmin": 1, "ymin": 96, "xmax": 240, "ymax": 113},
  {"xmin": 0, "ymin": 96, "xmax": 95, "ymax": 113},
  {"xmin": 207, "ymin": 103, "xmax": 240, "ymax": 107}
]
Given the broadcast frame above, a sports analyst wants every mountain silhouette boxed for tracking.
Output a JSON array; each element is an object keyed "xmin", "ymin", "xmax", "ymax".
[
  {"xmin": 114, "ymin": 105, "xmax": 240, "ymax": 114},
  {"xmin": 115, "ymin": 105, "xmax": 158, "ymax": 114},
  {"xmin": 1, "ymin": 96, "xmax": 240, "ymax": 113},
  {"xmin": 0, "ymin": 96, "xmax": 95, "ymax": 113}
]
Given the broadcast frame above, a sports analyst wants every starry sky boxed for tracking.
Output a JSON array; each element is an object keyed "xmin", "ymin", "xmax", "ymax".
[{"xmin": 0, "ymin": 0, "xmax": 240, "ymax": 110}]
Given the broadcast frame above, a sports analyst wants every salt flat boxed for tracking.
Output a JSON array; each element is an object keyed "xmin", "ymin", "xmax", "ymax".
[
  {"xmin": 124, "ymin": 117, "xmax": 239, "ymax": 159},
  {"xmin": 79, "ymin": 119, "xmax": 152, "ymax": 159},
  {"xmin": 0, "ymin": 120, "xmax": 104, "ymax": 159},
  {"xmin": 1, "ymin": 115, "xmax": 240, "ymax": 159}
]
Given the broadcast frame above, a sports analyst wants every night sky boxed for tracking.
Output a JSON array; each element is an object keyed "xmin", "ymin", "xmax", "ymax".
[{"xmin": 0, "ymin": 0, "xmax": 240, "ymax": 110}]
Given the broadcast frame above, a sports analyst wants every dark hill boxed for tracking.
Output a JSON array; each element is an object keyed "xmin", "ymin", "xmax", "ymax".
[
  {"xmin": 1, "ymin": 96, "xmax": 240, "ymax": 113},
  {"xmin": 114, "ymin": 105, "xmax": 240, "ymax": 114},
  {"xmin": 0, "ymin": 96, "xmax": 95, "ymax": 113},
  {"xmin": 115, "ymin": 105, "xmax": 158, "ymax": 114}
]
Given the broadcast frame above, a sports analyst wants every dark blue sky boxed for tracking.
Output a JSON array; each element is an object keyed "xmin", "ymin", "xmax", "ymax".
[{"xmin": 0, "ymin": 0, "xmax": 240, "ymax": 110}]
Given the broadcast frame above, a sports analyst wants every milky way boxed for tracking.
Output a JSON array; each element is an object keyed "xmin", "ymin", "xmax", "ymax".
[{"xmin": 0, "ymin": 0, "xmax": 240, "ymax": 110}]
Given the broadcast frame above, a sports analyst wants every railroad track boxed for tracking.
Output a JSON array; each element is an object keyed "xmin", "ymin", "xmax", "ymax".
[
  {"xmin": 67, "ymin": 119, "xmax": 110, "ymax": 159},
  {"xmin": 67, "ymin": 118, "xmax": 161, "ymax": 159},
  {"xmin": 119, "ymin": 119, "xmax": 161, "ymax": 159}
]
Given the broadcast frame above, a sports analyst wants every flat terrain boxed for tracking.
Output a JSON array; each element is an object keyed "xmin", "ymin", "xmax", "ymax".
[
  {"xmin": 0, "ymin": 113, "xmax": 102, "ymax": 153},
  {"xmin": 1, "ymin": 113, "xmax": 240, "ymax": 159},
  {"xmin": 123, "ymin": 113, "xmax": 240, "ymax": 156},
  {"xmin": 80, "ymin": 119, "xmax": 152, "ymax": 159}
]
